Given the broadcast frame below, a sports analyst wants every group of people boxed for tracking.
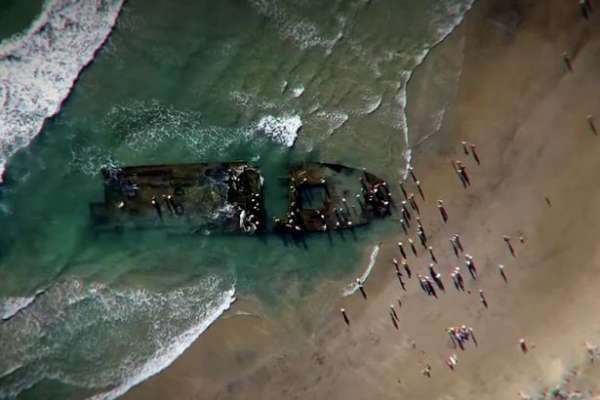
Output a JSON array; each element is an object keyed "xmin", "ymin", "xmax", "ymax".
[{"xmin": 340, "ymin": 135, "xmax": 530, "ymax": 377}]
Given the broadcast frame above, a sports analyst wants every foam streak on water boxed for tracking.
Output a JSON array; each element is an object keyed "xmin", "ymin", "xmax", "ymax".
[
  {"xmin": 0, "ymin": 0, "xmax": 125, "ymax": 182},
  {"xmin": 402, "ymin": 0, "xmax": 476, "ymax": 178}
]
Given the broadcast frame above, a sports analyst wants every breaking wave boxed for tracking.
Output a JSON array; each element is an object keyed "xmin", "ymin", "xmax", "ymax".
[
  {"xmin": 0, "ymin": 0, "xmax": 125, "ymax": 182},
  {"xmin": 0, "ymin": 277, "xmax": 235, "ymax": 400},
  {"xmin": 255, "ymin": 114, "xmax": 302, "ymax": 147},
  {"xmin": 343, "ymin": 244, "xmax": 380, "ymax": 297}
]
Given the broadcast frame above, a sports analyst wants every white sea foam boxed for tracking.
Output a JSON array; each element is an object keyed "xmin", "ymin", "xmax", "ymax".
[
  {"xmin": 249, "ymin": 0, "xmax": 344, "ymax": 53},
  {"xmin": 255, "ymin": 114, "xmax": 302, "ymax": 147},
  {"xmin": 88, "ymin": 288, "xmax": 236, "ymax": 400},
  {"xmin": 290, "ymin": 84, "xmax": 305, "ymax": 98},
  {"xmin": 343, "ymin": 244, "xmax": 380, "ymax": 296},
  {"xmin": 0, "ymin": 0, "xmax": 124, "ymax": 182},
  {"xmin": 316, "ymin": 111, "xmax": 349, "ymax": 135},
  {"xmin": 0, "ymin": 296, "xmax": 36, "ymax": 321},
  {"xmin": 362, "ymin": 94, "xmax": 383, "ymax": 115}
]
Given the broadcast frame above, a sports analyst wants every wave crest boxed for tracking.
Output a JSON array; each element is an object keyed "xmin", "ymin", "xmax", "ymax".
[{"xmin": 0, "ymin": 0, "xmax": 125, "ymax": 182}]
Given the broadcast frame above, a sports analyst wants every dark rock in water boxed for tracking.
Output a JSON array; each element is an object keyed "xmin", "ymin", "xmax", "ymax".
[{"xmin": 91, "ymin": 162, "xmax": 392, "ymax": 235}]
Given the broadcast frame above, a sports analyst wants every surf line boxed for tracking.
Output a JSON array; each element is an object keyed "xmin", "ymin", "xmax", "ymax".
[{"xmin": 343, "ymin": 243, "xmax": 380, "ymax": 297}]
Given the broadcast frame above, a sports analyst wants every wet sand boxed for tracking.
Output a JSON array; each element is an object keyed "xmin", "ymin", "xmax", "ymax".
[{"xmin": 124, "ymin": 0, "xmax": 600, "ymax": 399}]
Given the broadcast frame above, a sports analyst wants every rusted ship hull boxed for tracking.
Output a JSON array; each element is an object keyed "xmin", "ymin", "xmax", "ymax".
[
  {"xmin": 91, "ymin": 162, "xmax": 392, "ymax": 235},
  {"xmin": 274, "ymin": 163, "xmax": 392, "ymax": 234}
]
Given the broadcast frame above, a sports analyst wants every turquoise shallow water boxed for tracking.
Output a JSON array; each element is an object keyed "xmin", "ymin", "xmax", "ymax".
[{"xmin": 0, "ymin": 0, "xmax": 474, "ymax": 398}]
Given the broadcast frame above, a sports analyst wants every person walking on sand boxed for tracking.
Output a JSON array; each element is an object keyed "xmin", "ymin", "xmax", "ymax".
[
  {"xmin": 587, "ymin": 115, "xmax": 597, "ymax": 135},
  {"xmin": 504, "ymin": 235, "xmax": 516, "ymax": 257},
  {"xmin": 450, "ymin": 238, "xmax": 460, "ymax": 257},
  {"xmin": 466, "ymin": 254, "xmax": 477, "ymax": 280},
  {"xmin": 451, "ymin": 272, "xmax": 460, "ymax": 290},
  {"xmin": 340, "ymin": 308, "xmax": 350, "ymax": 325},
  {"xmin": 390, "ymin": 304, "xmax": 399, "ymax": 321},
  {"xmin": 468, "ymin": 327, "xmax": 478, "ymax": 346},
  {"xmin": 428, "ymin": 246, "xmax": 438, "ymax": 264},
  {"xmin": 455, "ymin": 267, "xmax": 465, "ymax": 290},
  {"xmin": 448, "ymin": 328, "xmax": 458, "ymax": 348},
  {"xmin": 453, "ymin": 234, "xmax": 464, "ymax": 252},
  {"xmin": 418, "ymin": 229, "xmax": 427, "ymax": 248},
  {"xmin": 416, "ymin": 217, "xmax": 425, "ymax": 235},
  {"xmin": 425, "ymin": 277, "xmax": 437, "ymax": 298},
  {"xmin": 520, "ymin": 338, "xmax": 528, "ymax": 353},
  {"xmin": 461, "ymin": 141, "xmax": 470, "ymax": 155},
  {"xmin": 400, "ymin": 218, "xmax": 408, "ymax": 235},
  {"xmin": 456, "ymin": 161, "xmax": 471, "ymax": 186},
  {"xmin": 562, "ymin": 51, "xmax": 574, "ymax": 72},
  {"xmin": 409, "ymin": 166, "xmax": 418, "ymax": 183},
  {"xmin": 479, "ymin": 289, "xmax": 488, "ymax": 308},
  {"xmin": 499, "ymin": 264, "xmax": 507, "ymax": 283},
  {"xmin": 408, "ymin": 193, "xmax": 420, "ymax": 214},
  {"xmin": 438, "ymin": 200, "xmax": 448, "ymax": 223},
  {"xmin": 409, "ymin": 238, "xmax": 418, "ymax": 257},
  {"xmin": 447, "ymin": 354, "xmax": 458, "ymax": 370},
  {"xmin": 356, "ymin": 278, "xmax": 367, "ymax": 300},
  {"xmin": 395, "ymin": 267, "xmax": 406, "ymax": 290},
  {"xmin": 418, "ymin": 274, "xmax": 429, "ymax": 294},
  {"xmin": 401, "ymin": 201, "xmax": 412, "ymax": 222},
  {"xmin": 416, "ymin": 180, "xmax": 425, "ymax": 200},
  {"xmin": 399, "ymin": 182, "xmax": 408, "ymax": 199},
  {"xmin": 469, "ymin": 143, "xmax": 480, "ymax": 165},
  {"xmin": 398, "ymin": 241, "xmax": 407, "ymax": 259},
  {"xmin": 422, "ymin": 364, "xmax": 432, "ymax": 378}
]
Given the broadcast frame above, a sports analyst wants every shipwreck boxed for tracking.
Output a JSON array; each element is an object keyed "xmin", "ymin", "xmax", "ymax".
[{"xmin": 91, "ymin": 162, "xmax": 393, "ymax": 235}]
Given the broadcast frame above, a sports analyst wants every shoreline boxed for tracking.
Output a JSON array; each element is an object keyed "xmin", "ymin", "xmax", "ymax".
[{"xmin": 124, "ymin": 1, "xmax": 600, "ymax": 399}]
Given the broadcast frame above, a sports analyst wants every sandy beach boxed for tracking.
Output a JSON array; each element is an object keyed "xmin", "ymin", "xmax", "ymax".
[{"xmin": 123, "ymin": 0, "xmax": 600, "ymax": 399}]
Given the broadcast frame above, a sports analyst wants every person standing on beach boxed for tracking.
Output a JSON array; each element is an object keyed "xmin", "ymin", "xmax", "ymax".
[
  {"xmin": 450, "ymin": 238, "xmax": 460, "ymax": 257},
  {"xmin": 438, "ymin": 200, "xmax": 448, "ymax": 223},
  {"xmin": 402, "ymin": 259, "xmax": 412, "ymax": 278},
  {"xmin": 428, "ymin": 246, "xmax": 438, "ymax": 264},
  {"xmin": 341, "ymin": 308, "xmax": 350, "ymax": 325},
  {"xmin": 587, "ymin": 115, "xmax": 597, "ymax": 135},
  {"xmin": 416, "ymin": 180, "xmax": 425, "ymax": 200},
  {"xmin": 580, "ymin": 0, "xmax": 592, "ymax": 20},
  {"xmin": 504, "ymin": 236, "xmax": 516, "ymax": 257},
  {"xmin": 562, "ymin": 52, "xmax": 574, "ymax": 72},
  {"xmin": 499, "ymin": 264, "xmax": 507, "ymax": 282},
  {"xmin": 456, "ymin": 161, "xmax": 471, "ymax": 186},
  {"xmin": 469, "ymin": 143, "xmax": 480, "ymax": 165},
  {"xmin": 454, "ymin": 234, "xmax": 464, "ymax": 252},
  {"xmin": 398, "ymin": 242, "xmax": 407, "ymax": 259},
  {"xmin": 409, "ymin": 238, "xmax": 418, "ymax": 256},
  {"xmin": 479, "ymin": 289, "xmax": 488, "ymax": 308},
  {"xmin": 418, "ymin": 229, "xmax": 427, "ymax": 248},
  {"xmin": 400, "ymin": 218, "xmax": 408, "ymax": 235},
  {"xmin": 409, "ymin": 193, "xmax": 420, "ymax": 214},
  {"xmin": 466, "ymin": 255, "xmax": 477, "ymax": 280},
  {"xmin": 151, "ymin": 196, "xmax": 163, "ymax": 221}
]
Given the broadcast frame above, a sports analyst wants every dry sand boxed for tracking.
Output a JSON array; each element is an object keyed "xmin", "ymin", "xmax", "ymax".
[{"xmin": 124, "ymin": 0, "xmax": 600, "ymax": 399}]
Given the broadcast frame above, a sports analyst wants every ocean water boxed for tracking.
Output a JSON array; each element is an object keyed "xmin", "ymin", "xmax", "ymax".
[{"xmin": 0, "ymin": 0, "xmax": 474, "ymax": 399}]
